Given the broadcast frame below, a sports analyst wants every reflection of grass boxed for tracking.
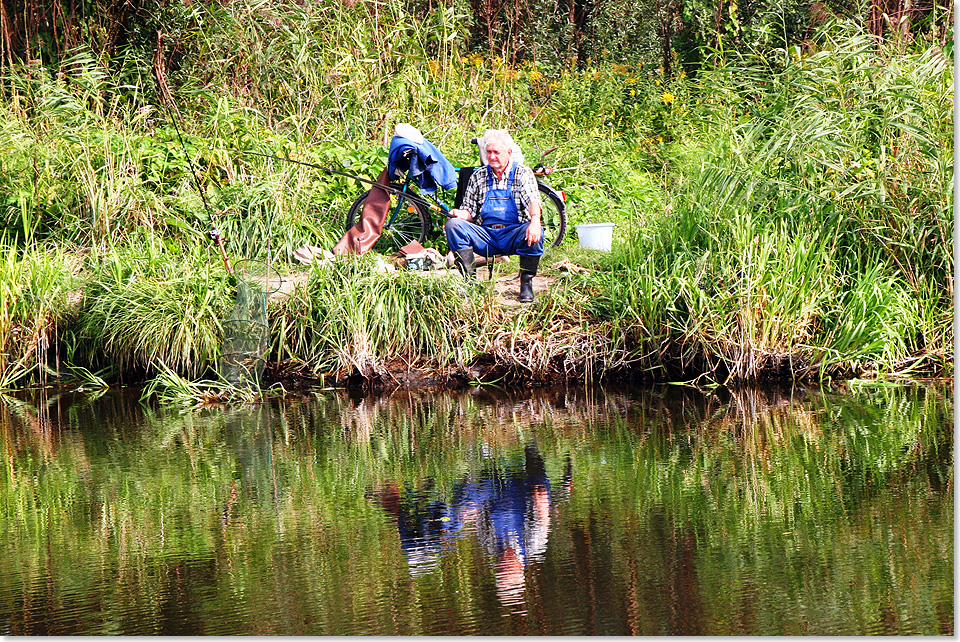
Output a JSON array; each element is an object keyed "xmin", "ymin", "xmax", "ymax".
[
  {"xmin": 139, "ymin": 361, "xmax": 261, "ymax": 406},
  {"xmin": 0, "ymin": 384, "xmax": 952, "ymax": 634}
]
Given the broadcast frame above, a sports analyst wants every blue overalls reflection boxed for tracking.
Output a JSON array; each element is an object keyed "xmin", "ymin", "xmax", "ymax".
[{"xmin": 370, "ymin": 444, "xmax": 572, "ymax": 611}]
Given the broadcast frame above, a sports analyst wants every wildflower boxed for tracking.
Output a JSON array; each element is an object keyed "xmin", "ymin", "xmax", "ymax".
[
  {"xmin": 629, "ymin": 89, "xmax": 635, "ymax": 96},
  {"xmin": 529, "ymin": 70, "xmax": 543, "ymax": 82},
  {"xmin": 662, "ymin": 92, "xmax": 675, "ymax": 103},
  {"xmin": 624, "ymin": 77, "xmax": 637, "ymax": 84}
]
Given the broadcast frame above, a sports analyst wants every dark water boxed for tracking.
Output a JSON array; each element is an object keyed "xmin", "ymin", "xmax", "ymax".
[{"xmin": 0, "ymin": 383, "xmax": 952, "ymax": 635}]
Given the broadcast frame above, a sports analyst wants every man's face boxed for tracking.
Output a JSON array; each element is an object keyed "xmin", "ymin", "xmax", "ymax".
[{"xmin": 486, "ymin": 141, "xmax": 512, "ymax": 176}]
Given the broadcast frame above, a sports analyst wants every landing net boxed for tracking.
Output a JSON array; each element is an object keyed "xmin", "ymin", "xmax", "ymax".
[{"xmin": 220, "ymin": 259, "xmax": 280, "ymax": 388}]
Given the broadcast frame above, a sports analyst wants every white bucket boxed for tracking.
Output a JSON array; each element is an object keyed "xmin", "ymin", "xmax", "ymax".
[{"xmin": 576, "ymin": 223, "xmax": 615, "ymax": 251}]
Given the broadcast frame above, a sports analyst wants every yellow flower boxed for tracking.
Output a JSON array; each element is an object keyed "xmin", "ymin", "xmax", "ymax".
[
  {"xmin": 629, "ymin": 89, "xmax": 635, "ymax": 96},
  {"xmin": 655, "ymin": 79, "xmax": 661, "ymax": 85},
  {"xmin": 662, "ymin": 92, "xmax": 675, "ymax": 103}
]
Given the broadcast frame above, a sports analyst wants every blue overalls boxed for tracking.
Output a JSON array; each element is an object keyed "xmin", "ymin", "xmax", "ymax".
[{"xmin": 445, "ymin": 163, "xmax": 544, "ymax": 259}]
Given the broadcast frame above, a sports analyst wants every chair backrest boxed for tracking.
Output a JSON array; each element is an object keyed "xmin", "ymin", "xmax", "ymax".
[{"xmin": 453, "ymin": 167, "xmax": 475, "ymax": 209}]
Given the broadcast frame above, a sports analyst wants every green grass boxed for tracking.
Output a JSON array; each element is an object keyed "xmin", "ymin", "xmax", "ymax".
[
  {"xmin": 77, "ymin": 240, "xmax": 234, "ymax": 380},
  {"xmin": 0, "ymin": 14, "xmax": 948, "ymax": 391}
]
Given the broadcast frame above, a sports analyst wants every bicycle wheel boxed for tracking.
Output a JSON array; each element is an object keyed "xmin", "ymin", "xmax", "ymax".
[
  {"xmin": 538, "ymin": 182, "xmax": 566, "ymax": 249},
  {"xmin": 346, "ymin": 189, "xmax": 431, "ymax": 253}
]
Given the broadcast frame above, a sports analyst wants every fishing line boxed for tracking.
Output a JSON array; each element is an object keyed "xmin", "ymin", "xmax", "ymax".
[
  {"xmin": 153, "ymin": 34, "xmax": 234, "ymax": 274},
  {"xmin": 153, "ymin": 32, "xmax": 274, "ymax": 389}
]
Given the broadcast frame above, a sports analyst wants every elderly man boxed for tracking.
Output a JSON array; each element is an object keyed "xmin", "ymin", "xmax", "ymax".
[{"xmin": 445, "ymin": 129, "xmax": 543, "ymax": 303}]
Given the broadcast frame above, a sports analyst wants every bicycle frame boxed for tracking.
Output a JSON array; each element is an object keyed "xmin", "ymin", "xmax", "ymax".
[{"xmin": 345, "ymin": 143, "xmax": 568, "ymax": 253}]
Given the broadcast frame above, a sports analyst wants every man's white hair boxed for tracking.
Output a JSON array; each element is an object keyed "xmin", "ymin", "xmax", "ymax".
[
  {"xmin": 483, "ymin": 129, "xmax": 515, "ymax": 150},
  {"xmin": 478, "ymin": 129, "xmax": 525, "ymax": 165}
]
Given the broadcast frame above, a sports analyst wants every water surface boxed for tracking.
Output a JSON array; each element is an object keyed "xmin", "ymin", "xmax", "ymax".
[{"xmin": 0, "ymin": 383, "xmax": 952, "ymax": 635}]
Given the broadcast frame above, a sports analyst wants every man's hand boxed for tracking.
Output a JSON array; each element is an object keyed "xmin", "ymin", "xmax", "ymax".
[
  {"xmin": 525, "ymin": 217, "xmax": 542, "ymax": 246},
  {"xmin": 525, "ymin": 201, "xmax": 543, "ymax": 246},
  {"xmin": 449, "ymin": 208, "xmax": 472, "ymax": 221}
]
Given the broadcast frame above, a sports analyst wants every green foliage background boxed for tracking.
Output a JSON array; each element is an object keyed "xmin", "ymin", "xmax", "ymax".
[{"xmin": 0, "ymin": 0, "xmax": 950, "ymax": 388}]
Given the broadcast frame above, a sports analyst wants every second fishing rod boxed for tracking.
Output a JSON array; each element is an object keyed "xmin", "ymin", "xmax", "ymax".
[{"xmin": 235, "ymin": 150, "xmax": 453, "ymax": 218}]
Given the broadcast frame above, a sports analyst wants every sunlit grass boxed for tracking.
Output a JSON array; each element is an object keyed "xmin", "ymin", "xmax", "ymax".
[{"xmin": 0, "ymin": 242, "xmax": 78, "ymax": 388}]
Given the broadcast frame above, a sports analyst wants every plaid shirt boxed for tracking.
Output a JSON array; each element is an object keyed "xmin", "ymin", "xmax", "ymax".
[{"xmin": 460, "ymin": 163, "xmax": 541, "ymax": 226}]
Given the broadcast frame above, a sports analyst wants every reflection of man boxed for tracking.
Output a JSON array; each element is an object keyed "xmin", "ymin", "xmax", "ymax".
[
  {"xmin": 370, "ymin": 444, "xmax": 568, "ymax": 611},
  {"xmin": 370, "ymin": 481, "xmax": 460, "ymax": 577},
  {"xmin": 445, "ymin": 129, "xmax": 543, "ymax": 302},
  {"xmin": 453, "ymin": 444, "xmax": 552, "ymax": 610}
]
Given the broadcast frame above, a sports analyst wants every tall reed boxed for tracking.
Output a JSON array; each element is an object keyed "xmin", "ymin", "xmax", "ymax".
[
  {"xmin": 77, "ymin": 240, "xmax": 234, "ymax": 379},
  {"xmin": 581, "ymin": 29, "xmax": 953, "ymax": 382},
  {"xmin": 0, "ymin": 242, "xmax": 77, "ymax": 388}
]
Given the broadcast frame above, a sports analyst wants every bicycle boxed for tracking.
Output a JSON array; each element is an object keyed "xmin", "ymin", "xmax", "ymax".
[{"xmin": 345, "ymin": 139, "xmax": 567, "ymax": 254}]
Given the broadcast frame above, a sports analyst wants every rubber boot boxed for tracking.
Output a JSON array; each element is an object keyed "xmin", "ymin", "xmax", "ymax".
[
  {"xmin": 454, "ymin": 247, "xmax": 476, "ymax": 280},
  {"xmin": 518, "ymin": 255, "xmax": 539, "ymax": 303}
]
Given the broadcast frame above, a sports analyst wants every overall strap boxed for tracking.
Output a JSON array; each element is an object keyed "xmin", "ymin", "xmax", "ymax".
[{"xmin": 486, "ymin": 162, "xmax": 517, "ymax": 190}]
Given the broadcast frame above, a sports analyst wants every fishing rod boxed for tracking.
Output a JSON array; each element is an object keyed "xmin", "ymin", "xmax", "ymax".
[
  {"xmin": 154, "ymin": 32, "xmax": 234, "ymax": 274},
  {"xmin": 234, "ymin": 149, "xmax": 449, "ymax": 216}
]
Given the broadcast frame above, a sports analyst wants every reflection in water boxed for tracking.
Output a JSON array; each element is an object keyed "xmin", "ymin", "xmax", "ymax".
[
  {"xmin": 0, "ymin": 383, "xmax": 953, "ymax": 635},
  {"xmin": 371, "ymin": 444, "xmax": 573, "ymax": 613}
]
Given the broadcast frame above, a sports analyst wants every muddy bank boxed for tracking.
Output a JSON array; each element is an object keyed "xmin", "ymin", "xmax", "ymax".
[{"xmin": 262, "ymin": 345, "xmax": 827, "ymax": 393}]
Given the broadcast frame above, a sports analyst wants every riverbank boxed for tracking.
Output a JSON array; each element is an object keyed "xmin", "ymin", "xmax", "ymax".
[
  {"xmin": 0, "ymin": 226, "xmax": 948, "ymax": 399},
  {"xmin": 250, "ymin": 246, "xmax": 950, "ymax": 393},
  {"xmin": 0, "ymin": 20, "xmax": 950, "ymax": 397},
  {"xmin": 263, "ymin": 260, "xmax": 574, "ymax": 391}
]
